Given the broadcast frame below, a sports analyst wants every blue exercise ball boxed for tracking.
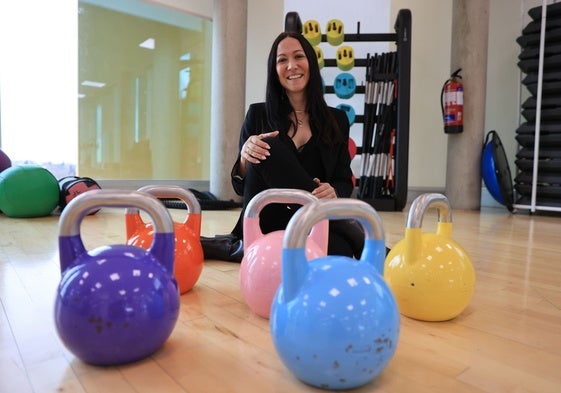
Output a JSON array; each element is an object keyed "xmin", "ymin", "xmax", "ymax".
[{"xmin": 481, "ymin": 130, "xmax": 514, "ymax": 212}]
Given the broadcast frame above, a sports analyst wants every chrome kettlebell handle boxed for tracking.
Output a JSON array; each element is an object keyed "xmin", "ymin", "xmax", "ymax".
[
  {"xmin": 406, "ymin": 193, "xmax": 452, "ymax": 229},
  {"xmin": 244, "ymin": 188, "xmax": 318, "ymax": 218},
  {"xmin": 59, "ymin": 189, "xmax": 175, "ymax": 272},
  {"xmin": 281, "ymin": 198, "xmax": 386, "ymax": 303},
  {"xmin": 244, "ymin": 188, "xmax": 328, "ymax": 252},
  {"xmin": 60, "ymin": 189, "xmax": 173, "ymax": 236},
  {"xmin": 127, "ymin": 185, "xmax": 201, "ymax": 216},
  {"xmin": 284, "ymin": 198, "xmax": 384, "ymax": 249}
]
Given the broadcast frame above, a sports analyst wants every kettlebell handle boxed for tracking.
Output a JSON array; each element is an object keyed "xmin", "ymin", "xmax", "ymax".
[
  {"xmin": 404, "ymin": 193, "xmax": 453, "ymax": 264},
  {"xmin": 406, "ymin": 193, "xmax": 452, "ymax": 229},
  {"xmin": 281, "ymin": 199, "xmax": 385, "ymax": 302},
  {"xmin": 59, "ymin": 189, "xmax": 175, "ymax": 272},
  {"xmin": 126, "ymin": 185, "xmax": 201, "ymax": 216},
  {"xmin": 244, "ymin": 189, "xmax": 328, "ymax": 252},
  {"xmin": 284, "ymin": 199, "xmax": 384, "ymax": 249},
  {"xmin": 245, "ymin": 188, "xmax": 318, "ymax": 218}
]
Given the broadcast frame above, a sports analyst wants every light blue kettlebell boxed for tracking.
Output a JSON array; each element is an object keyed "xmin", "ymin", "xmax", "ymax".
[
  {"xmin": 270, "ymin": 199, "xmax": 400, "ymax": 390},
  {"xmin": 54, "ymin": 189, "xmax": 179, "ymax": 366}
]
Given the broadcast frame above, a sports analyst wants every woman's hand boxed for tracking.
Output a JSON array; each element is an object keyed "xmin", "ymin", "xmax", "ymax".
[
  {"xmin": 312, "ymin": 178, "xmax": 337, "ymax": 199},
  {"xmin": 241, "ymin": 130, "xmax": 280, "ymax": 164}
]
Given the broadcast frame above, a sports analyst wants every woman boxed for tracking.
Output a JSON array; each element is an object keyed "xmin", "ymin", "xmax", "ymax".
[{"xmin": 228, "ymin": 30, "xmax": 364, "ymax": 259}]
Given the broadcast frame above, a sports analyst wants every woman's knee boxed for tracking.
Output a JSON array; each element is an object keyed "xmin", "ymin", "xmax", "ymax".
[
  {"xmin": 248, "ymin": 137, "xmax": 295, "ymax": 172},
  {"xmin": 262, "ymin": 136, "xmax": 291, "ymax": 156}
]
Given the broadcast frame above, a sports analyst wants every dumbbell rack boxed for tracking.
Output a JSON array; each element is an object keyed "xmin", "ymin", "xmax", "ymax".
[
  {"xmin": 514, "ymin": 0, "xmax": 561, "ymax": 213},
  {"xmin": 285, "ymin": 10, "xmax": 411, "ymax": 211}
]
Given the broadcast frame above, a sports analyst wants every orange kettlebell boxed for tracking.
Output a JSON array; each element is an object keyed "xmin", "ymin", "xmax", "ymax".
[{"xmin": 126, "ymin": 185, "xmax": 203, "ymax": 294}]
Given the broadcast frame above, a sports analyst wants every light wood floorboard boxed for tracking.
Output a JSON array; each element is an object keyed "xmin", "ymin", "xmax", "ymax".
[{"xmin": 1, "ymin": 203, "xmax": 560, "ymax": 393}]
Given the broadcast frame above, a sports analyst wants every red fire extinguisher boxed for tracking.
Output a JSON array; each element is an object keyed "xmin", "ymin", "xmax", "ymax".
[{"xmin": 441, "ymin": 68, "xmax": 463, "ymax": 134}]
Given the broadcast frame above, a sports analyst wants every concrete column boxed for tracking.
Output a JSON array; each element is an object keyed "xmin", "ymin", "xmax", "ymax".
[
  {"xmin": 210, "ymin": 0, "xmax": 247, "ymax": 200},
  {"xmin": 445, "ymin": 0, "xmax": 489, "ymax": 210}
]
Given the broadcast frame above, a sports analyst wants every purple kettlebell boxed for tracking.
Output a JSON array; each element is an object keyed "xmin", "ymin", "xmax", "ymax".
[{"xmin": 54, "ymin": 189, "xmax": 179, "ymax": 366}]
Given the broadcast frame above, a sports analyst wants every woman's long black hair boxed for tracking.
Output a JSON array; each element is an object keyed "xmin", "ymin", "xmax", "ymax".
[{"xmin": 264, "ymin": 31, "xmax": 345, "ymax": 145}]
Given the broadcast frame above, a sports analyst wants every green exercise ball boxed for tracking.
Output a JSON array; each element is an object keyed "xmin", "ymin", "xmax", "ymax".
[{"xmin": 0, "ymin": 165, "xmax": 59, "ymax": 218}]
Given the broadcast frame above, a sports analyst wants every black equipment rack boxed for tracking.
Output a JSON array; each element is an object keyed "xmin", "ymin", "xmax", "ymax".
[{"xmin": 285, "ymin": 10, "xmax": 411, "ymax": 211}]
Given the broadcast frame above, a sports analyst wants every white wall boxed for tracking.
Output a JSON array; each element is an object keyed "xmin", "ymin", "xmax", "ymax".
[
  {"xmin": 245, "ymin": 0, "xmax": 284, "ymax": 106},
  {"xmin": 390, "ymin": 0, "xmax": 453, "ymax": 191}
]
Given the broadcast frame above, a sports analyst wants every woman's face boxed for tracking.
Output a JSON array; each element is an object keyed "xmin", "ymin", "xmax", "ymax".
[{"xmin": 275, "ymin": 37, "xmax": 309, "ymax": 96}]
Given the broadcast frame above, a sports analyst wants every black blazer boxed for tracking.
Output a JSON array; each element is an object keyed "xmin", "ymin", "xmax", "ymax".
[{"xmin": 230, "ymin": 102, "xmax": 354, "ymax": 198}]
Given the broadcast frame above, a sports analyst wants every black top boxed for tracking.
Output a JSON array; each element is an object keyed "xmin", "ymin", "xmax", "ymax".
[{"xmin": 230, "ymin": 102, "xmax": 353, "ymax": 199}]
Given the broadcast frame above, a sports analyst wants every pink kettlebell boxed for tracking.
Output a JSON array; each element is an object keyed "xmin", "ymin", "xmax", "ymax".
[{"xmin": 240, "ymin": 189, "xmax": 329, "ymax": 319}]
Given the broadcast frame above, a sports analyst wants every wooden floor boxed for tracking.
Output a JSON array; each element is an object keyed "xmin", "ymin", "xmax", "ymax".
[{"xmin": 1, "ymin": 200, "xmax": 560, "ymax": 393}]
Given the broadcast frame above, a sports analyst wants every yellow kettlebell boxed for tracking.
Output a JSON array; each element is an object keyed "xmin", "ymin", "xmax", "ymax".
[{"xmin": 384, "ymin": 193, "xmax": 475, "ymax": 321}]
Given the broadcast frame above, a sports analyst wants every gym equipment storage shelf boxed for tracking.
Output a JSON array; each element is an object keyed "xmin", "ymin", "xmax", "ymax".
[
  {"xmin": 285, "ymin": 10, "xmax": 411, "ymax": 211},
  {"xmin": 514, "ymin": 0, "xmax": 561, "ymax": 213}
]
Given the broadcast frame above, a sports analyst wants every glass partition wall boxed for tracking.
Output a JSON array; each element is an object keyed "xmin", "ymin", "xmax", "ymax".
[{"xmin": 78, "ymin": 1, "xmax": 212, "ymax": 184}]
